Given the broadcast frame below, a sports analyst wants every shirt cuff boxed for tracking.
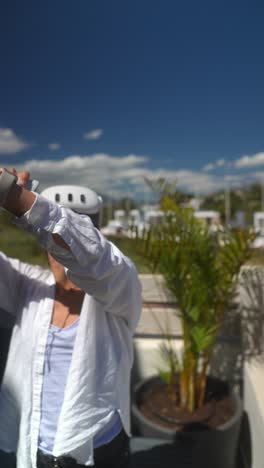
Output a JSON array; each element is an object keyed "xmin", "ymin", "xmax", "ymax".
[{"xmin": 21, "ymin": 193, "xmax": 62, "ymax": 231}]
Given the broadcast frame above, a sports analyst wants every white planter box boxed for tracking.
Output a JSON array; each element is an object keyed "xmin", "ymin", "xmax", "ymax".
[{"xmin": 244, "ymin": 361, "xmax": 264, "ymax": 468}]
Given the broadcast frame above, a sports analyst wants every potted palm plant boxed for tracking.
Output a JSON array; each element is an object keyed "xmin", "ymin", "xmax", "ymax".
[{"xmin": 132, "ymin": 192, "xmax": 255, "ymax": 468}]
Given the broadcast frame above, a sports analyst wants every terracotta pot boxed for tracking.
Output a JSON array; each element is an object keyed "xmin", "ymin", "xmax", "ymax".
[{"xmin": 131, "ymin": 375, "xmax": 242, "ymax": 468}]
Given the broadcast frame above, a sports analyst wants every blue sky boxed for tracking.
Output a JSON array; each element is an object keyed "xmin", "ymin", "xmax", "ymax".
[{"xmin": 1, "ymin": 0, "xmax": 264, "ymax": 198}]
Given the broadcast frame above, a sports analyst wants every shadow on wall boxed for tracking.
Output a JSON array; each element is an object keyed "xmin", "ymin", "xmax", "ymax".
[
  {"xmin": 209, "ymin": 267, "xmax": 264, "ymax": 394},
  {"xmin": 0, "ymin": 328, "xmax": 13, "ymax": 387},
  {"xmin": 239, "ymin": 267, "xmax": 264, "ymax": 364},
  {"xmin": 209, "ymin": 302, "xmax": 243, "ymax": 393}
]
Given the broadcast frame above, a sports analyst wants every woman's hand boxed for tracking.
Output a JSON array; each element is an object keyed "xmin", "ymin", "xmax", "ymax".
[
  {"xmin": 0, "ymin": 167, "xmax": 31, "ymax": 188},
  {"xmin": 0, "ymin": 167, "xmax": 36, "ymax": 216}
]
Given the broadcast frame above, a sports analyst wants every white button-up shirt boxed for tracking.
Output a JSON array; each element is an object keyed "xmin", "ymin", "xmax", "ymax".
[{"xmin": 0, "ymin": 195, "xmax": 142, "ymax": 467}]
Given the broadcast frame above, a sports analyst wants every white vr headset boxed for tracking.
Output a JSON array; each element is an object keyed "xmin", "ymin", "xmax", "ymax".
[{"xmin": 40, "ymin": 185, "xmax": 103, "ymax": 228}]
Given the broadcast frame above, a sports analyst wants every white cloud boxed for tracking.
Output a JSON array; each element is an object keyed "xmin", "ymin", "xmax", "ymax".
[
  {"xmin": 83, "ymin": 129, "xmax": 104, "ymax": 141},
  {"xmin": 202, "ymin": 158, "xmax": 226, "ymax": 172},
  {"xmin": 12, "ymin": 153, "xmax": 228, "ymax": 198},
  {"xmin": 234, "ymin": 152, "xmax": 264, "ymax": 168},
  {"xmin": 224, "ymin": 174, "xmax": 244, "ymax": 184},
  {"xmin": 0, "ymin": 128, "xmax": 29, "ymax": 154},
  {"xmin": 148, "ymin": 169, "xmax": 224, "ymax": 194},
  {"xmin": 202, "ymin": 163, "xmax": 215, "ymax": 172},
  {"xmin": 48, "ymin": 143, "xmax": 61, "ymax": 151},
  {"xmin": 19, "ymin": 153, "xmax": 148, "ymax": 195},
  {"xmin": 251, "ymin": 171, "xmax": 264, "ymax": 181}
]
